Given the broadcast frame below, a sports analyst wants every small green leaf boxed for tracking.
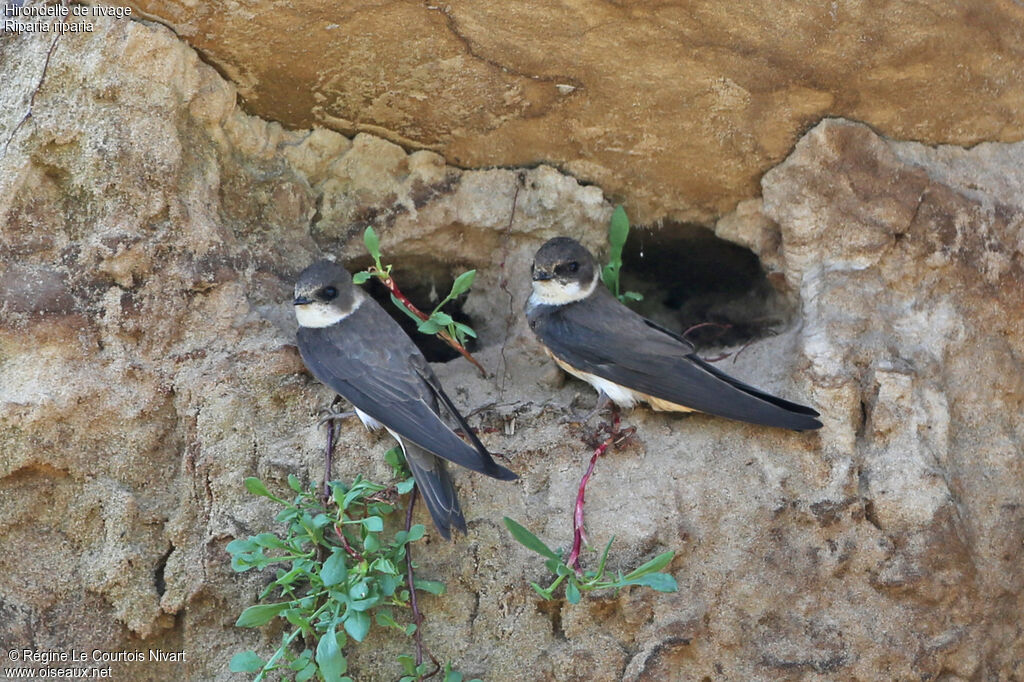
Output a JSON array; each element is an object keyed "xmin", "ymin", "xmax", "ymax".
[
  {"xmin": 449, "ymin": 269, "xmax": 476, "ymax": 297},
  {"xmin": 375, "ymin": 610, "xmax": 400, "ymax": 629},
  {"xmin": 330, "ymin": 482, "xmax": 348, "ymax": 509},
  {"xmin": 349, "ymin": 580, "xmax": 370, "ymax": 600},
  {"xmin": 253, "ymin": 532, "xmax": 288, "ymax": 550},
  {"xmin": 623, "ymin": 572, "xmax": 678, "ymax": 592},
  {"xmin": 529, "ymin": 582, "xmax": 553, "ymax": 600},
  {"xmin": 608, "ymin": 205, "xmax": 630, "ymax": 251},
  {"xmin": 287, "ymin": 474, "xmax": 303, "ymax": 492},
  {"xmin": 321, "ymin": 549, "xmax": 348, "ymax": 587},
  {"xmin": 343, "ymin": 486, "xmax": 369, "ymax": 509},
  {"xmin": 344, "ymin": 610, "xmax": 371, "ymax": 642},
  {"xmin": 289, "ymin": 650, "xmax": 313, "ymax": 671},
  {"xmin": 503, "ymin": 517, "xmax": 559, "ymax": 560},
  {"xmin": 349, "ymin": 596, "xmax": 381, "ymax": 611},
  {"xmin": 228, "ymin": 651, "xmax": 264, "ymax": 673},
  {"xmin": 621, "ymin": 291, "xmax": 644, "ymax": 302},
  {"xmin": 363, "ymin": 533, "xmax": 380, "ymax": 552},
  {"xmin": 235, "ymin": 601, "xmax": 291, "ymax": 627},
  {"xmin": 406, "ymin": 524, "xmax": 425, "ymax": 543},
  {"xmin": 417, "ymin": 318, "xmax": 442, "ymax": 334},
  {"xmin": 363, "ymin": 226, "xmax": 381, "ymax": 259},
  {"xmin": 601, "ymin": 263, "xmax": 616, "ymax": 287},
  {"xmin": 566, "ymin": 580, "xmax": 582, "ymax": 604},
  {"xmin": 296, "ymin": 661, "xmax": 317, "ymax": 682},
  {"xmin": 361, "ymin": 516, "xmax": 384, "ymax": 532},
  {"xmin": 444, "ymin": 669, "xmax": 464, "ymax": 682},
  {"xmin": 244, "ymin": 477, "xmax": 282, "ymax": 502},
  {"xmin": 316, "ymin": 624, "xmax": 347, "ymax": 682},
  {"xmin": 623, "ymin": 551, "xmax": 675, "ymax": 580},
  {"xmin": 396, "ymin": 478, "xmax": 415, "ymax": 495},
  {"xmin": 595, "ymin": 536, "xmax": 615, "ymax": 580},
  {"xmin": 429, "ymin": 311, "xmax": 454, "ymax": 327},
  {"xmin": 352, "ymin": 271, "xmax": 371, "ymax": 285},
  {"xmin": 384, "ymin": 446, "xmax": 406, "ymax": 472},
  {"xmin": 453, "ymin": 321, "xmax": 477, "ymax": 339},
  {"xmin": 379, "ymin": 573, "xmax": 399, "ymax": 596},
  {"xmin": 226, "ymin": 538, "xmax": 258, "ymax": 555},
  {"xmin": 397, "ymin": 654, "xmax": 417, "ymax": 676},
  {"xmin": 413, "ymin": 579, "xmax": 446, "ymax": 596},
  {"xmin": 371, "ymin": 557, "xmax": 399, "ymax": 575},
  {"xmin": 284, "ymin": 609, "xmax": 312, "ymax": 631}
]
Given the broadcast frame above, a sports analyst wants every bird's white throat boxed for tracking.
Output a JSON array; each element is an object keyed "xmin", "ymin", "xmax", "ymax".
[
  {"xmin": 528, "ymin": 270, "xmax": 599, "ymax": 308},
  {"xmin": 294, "ymin": 295, "xmax": 363, "ymax": 328}
]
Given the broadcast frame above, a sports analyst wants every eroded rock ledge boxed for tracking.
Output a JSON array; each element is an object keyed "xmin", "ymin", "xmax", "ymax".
[{"xmin": 127, "ymin": 0, "xmax": 1024, "ymax": 224}]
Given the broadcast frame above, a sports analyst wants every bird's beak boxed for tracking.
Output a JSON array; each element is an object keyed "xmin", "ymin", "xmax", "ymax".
[
  {"xmin": 293, "ymin": 296, "xmax": 313, "ymax": 306},
  {"xmin": 532, "ymin": 269, "xmax": 554, "ymax": 282}
]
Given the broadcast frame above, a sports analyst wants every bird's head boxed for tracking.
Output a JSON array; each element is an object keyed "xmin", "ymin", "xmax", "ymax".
[
  {"xmin": 529, "ymin": 237, "xmax": 599, "ymax": 305},
  {"xmin": 293, "ymin": 260, "xmax": 360, "ymax": 328}
]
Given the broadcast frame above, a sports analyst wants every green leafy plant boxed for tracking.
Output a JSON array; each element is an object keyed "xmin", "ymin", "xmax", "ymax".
[
  {"xmin": 503, "ymin": 413, "xmax": 676, "ymax": 604},
  {"xmin": 352, "ymin": 226, "xmax": 484, "ymax": 375},
  {"xmin": 502, "ymin": 517, "xmax": 677, "ymax": 604},
  {"xmin": 600, "ymin": 205, "xmax": 644, "ymax": 304},
  {"xmin": 227, "ymin": 466, "xmax": 476, "ymax": 681},
  {"xmin": 397, "ymin": 658, "xmax": 481, "ymax": 682},
  {"xmin": 396, "ymin": 269, "xmax": 478, "ymax": 347}
]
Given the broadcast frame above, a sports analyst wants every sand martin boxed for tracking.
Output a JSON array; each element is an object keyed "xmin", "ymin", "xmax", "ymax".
[
  {"xmin": 294, "ymin": 260, "xmax": 517, "ymax": 539},
  {"xmin": 525, "ymin": 237, "xmax": 822, "ymax": 430}
]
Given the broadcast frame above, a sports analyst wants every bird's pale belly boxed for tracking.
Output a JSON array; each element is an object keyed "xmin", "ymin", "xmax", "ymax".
[{"xmin": 547, "ymin": 349, "xmax": 695, "ymax": 413}]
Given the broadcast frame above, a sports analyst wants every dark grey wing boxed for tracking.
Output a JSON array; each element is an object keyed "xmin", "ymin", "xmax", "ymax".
[
  {"xmin": 530, "ymin": 289, "xmax": 822, "ymax": 431},
  {"xmin": 298, "ymin": 300, "xmax": 517, "ymax": 479},
  {"xmin": 402, "ymin": 440, "xmax": 466, "ymax": 540},
  {"xmin": 409, "ymin": 355, "xmax": 513, "ymax": 476}
]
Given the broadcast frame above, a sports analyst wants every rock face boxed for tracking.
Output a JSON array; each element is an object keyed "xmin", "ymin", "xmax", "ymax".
[
  {"xmin": 2, "ymin": 17, "xmax": 1023, "ymax": 682},
  {"xmin": 127, "ymin": 0, "xmax": 1024, "ymax": 224}
]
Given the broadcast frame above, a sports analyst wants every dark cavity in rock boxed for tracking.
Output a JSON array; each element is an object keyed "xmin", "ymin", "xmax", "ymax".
[
  {"xmin": 619, "ymin": 223, "xmax": 794, "ymax": 350},
  {"xmin": 349, "ymin": 255, "xmax": 479, "ymax": 363}
]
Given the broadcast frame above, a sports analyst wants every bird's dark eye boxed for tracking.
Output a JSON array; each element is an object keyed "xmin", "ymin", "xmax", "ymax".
[
  {"xmin": 568, "ymin": 261, "xmax": 579, "ymax": 272},
  {"xmin": 320, "ymin": 286, "xmax": 338, "ymax": 300}
]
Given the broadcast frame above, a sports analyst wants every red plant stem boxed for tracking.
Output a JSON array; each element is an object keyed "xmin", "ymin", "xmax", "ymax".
[
  {"xmin": 375, "ymin": 271, "xmax": 487, "ymax": 378},
  {"xmin": 404, "ymin": 486, "xmax": 425, "ymax": 666},
  {"xmin": 565, "ymin": 412, "xmax": 621, "ymax": 573},
  {"xmin": 334, "ymin": 525, "xmax": 363, "ymax": 561},
  {"xmin": 402, "ymin": 488, "xmax": 441, "ymax": 678},
  {"xmin": 322, "ymin": 419, "xmax": 336, "ymax": 503},
  {"xmin": 681, "ymin": 321, "xmax": 732, "ymax": 341}
]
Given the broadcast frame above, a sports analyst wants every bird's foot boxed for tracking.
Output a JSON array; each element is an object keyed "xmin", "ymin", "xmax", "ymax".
[
  {"xmin": 317, "ymin": 410, "xmax": 356, "ymax": 428},
  {"xmin": 561, "ymin": 391, "xmax": 612, "ymax": 425}
]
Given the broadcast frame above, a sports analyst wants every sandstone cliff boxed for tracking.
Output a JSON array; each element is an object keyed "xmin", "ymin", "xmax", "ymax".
[{"xmin": 1, "ymin": 11, "xmax": 1022, "ymax": 682}]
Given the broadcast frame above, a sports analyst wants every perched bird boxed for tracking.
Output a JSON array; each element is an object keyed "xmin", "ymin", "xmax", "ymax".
[
  {"xmin": 525, "ymin": 237, "xmax": 822, "ymax": 431},
  {"xmin": 293, "ymin": 260, "xmax": 517, "ymax": 539}
]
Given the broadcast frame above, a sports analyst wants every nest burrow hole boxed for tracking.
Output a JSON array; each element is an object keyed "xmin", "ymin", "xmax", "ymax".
[
  {"xmin": 348, "ymin": 255, "xmax": 479, "ymax": 363},
  {"xmin": 616, "ymin": 223, "xmax": 795, "ymax": 349}
]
